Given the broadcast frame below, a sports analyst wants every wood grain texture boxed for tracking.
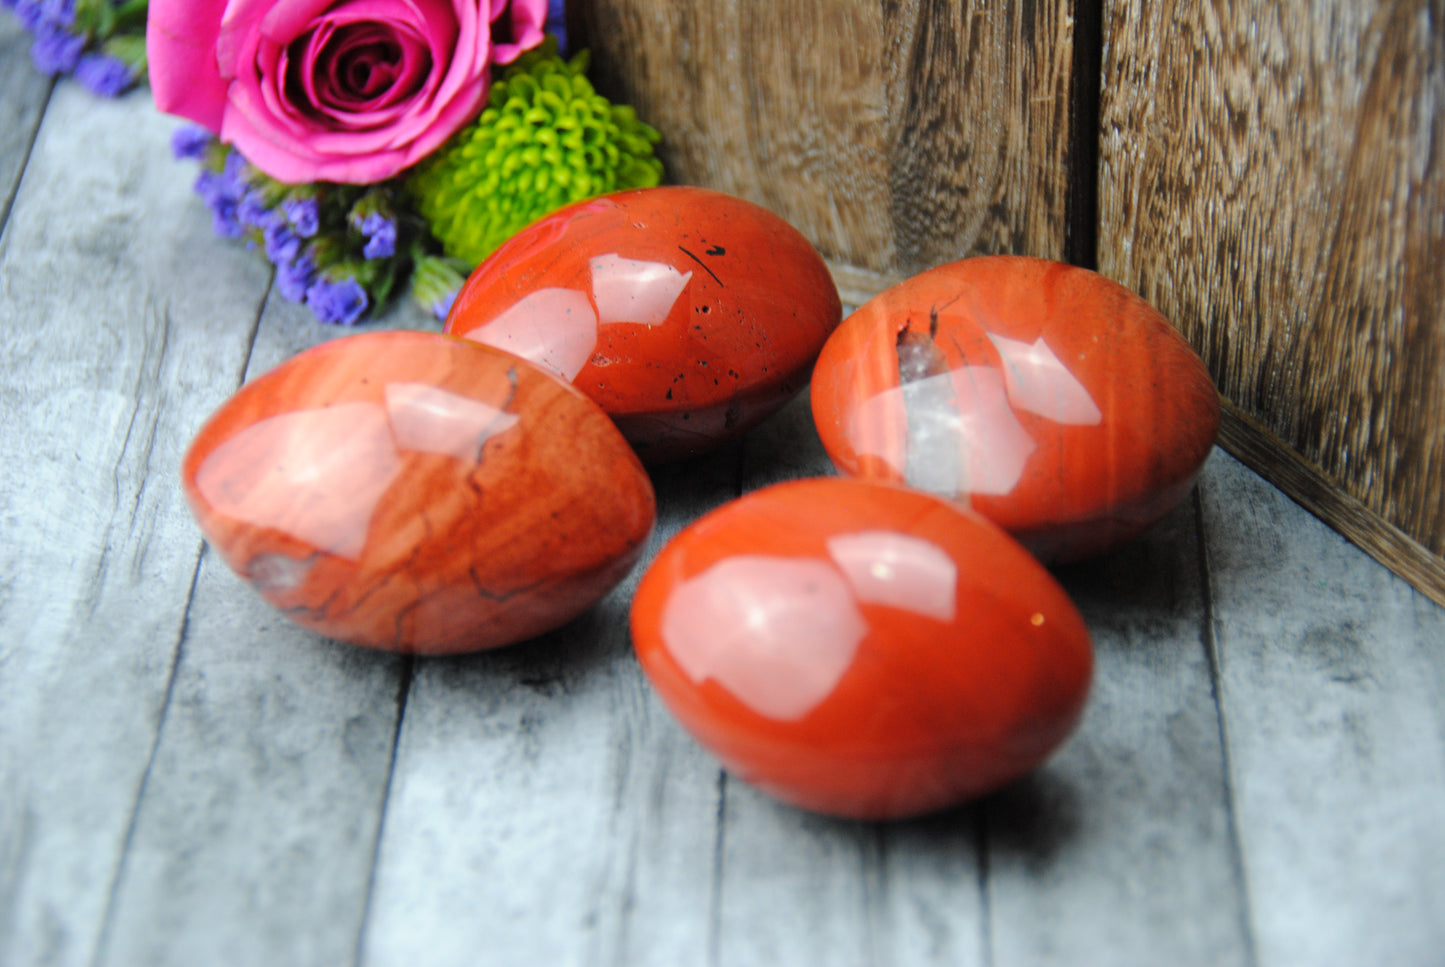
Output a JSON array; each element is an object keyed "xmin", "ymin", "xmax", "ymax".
[
  {"xmin": 95, "ymin": 300, "xmax": 434, "ymax": 967},
  {"xmin": 0, "ymin": 16, "xmax": 50, "ymax": 234},
  {"xmin": 990, "ymin": 489, "xmax": 1251, "ymax": 966},
  {"xmin": 0, "ymin": 86, "xmax": 270, "ymax": 967},
  {"xmin": 359, "ymin": 448, "xmax": 741, "ymax": 967},
  {"xmin": 713, "ymin": 393, "xmax": 913, "ymax": 965},
  {"xmin": 576, "ymin": 0, "xmax": 1077, "ymax": 274},
  {"xmin": 1200, "ymin": 450, "xmax": 1445, "ymax": 967},
  {"xmin": 1098, "ymin": 0, "xmax": 1445, "ymax": 567},
  {"xmin": 883, "ymin": 0, "xmax": 1077, "ymax": 268},
  {"xmin": 96, "ymin": 551, "xmax": 405, "ymax": 967},
  {"xmin": 825, "ymin": 261, "xmax": 906, "ymax": 310}
]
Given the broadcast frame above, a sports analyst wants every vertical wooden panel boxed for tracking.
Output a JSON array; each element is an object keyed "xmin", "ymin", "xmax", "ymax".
[
  {"xmin": 1098, "ymin": 0, "xmax": 1445, "ymax": 599},
  {"xmin": 885, "ymin": 0, "xmax": 1077, "ymax": 268},
  {"xmin": 577, "ymin": 0, "xmax": 1078, "ymax": 273},
  {"xmin": 577, "ymin": 0, "xmax": 895, "ymax": 269}
]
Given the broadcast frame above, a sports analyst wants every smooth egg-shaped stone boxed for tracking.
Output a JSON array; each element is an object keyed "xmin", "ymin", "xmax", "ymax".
[
  {"xmin": 631, "ymin": 477, "xmax": 1093, "ymax": 820},
  {"xmin": 811, "ymin": 256, "xmax": 1220, "ymax": 562},
  {"xmin": 445, "ymin": 186, "xmax": 843, "ymax": 463},
  {"xmin": 182, "ymin": 331, "xmax": 656, "ymax": 655}
]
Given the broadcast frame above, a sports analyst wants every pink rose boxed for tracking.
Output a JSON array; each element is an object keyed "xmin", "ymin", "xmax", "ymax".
[{"xmin": 148, "ymin": 0, "xmax": 546, "ymax": 184}]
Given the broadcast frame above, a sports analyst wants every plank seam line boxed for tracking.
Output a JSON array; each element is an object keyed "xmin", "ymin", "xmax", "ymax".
[
  {"xmin": 1193, "ymin": 486, "xmax": 1261, "ymax": 967},
  {"xmin": 705, "ymin": 769, "xmax": 727, "ymax": 967},
  {"xmin": 87, "ymin": 543, "xmax": 209, "ymax": 967},
  {"xmin": 239, "ymin": 275, "xmax": 271, "ymax": 383},
  {"xmin": 977, "ymin": 805, "xmax": 994, "ymax": 967},
  {"xmin": 351, "ymin": 654, "xmax": 415, "ymax": 967},
  {"xmin": 1064, "ymin": 0, "xmax": 1102, "ymax": 270},
  {"xmin": 0, "ymin": 76, "xmax": 55, "ymax": 245},
  {"xmin": 703, "ymin": 414, "xmax": 744, "ymax": 966}
]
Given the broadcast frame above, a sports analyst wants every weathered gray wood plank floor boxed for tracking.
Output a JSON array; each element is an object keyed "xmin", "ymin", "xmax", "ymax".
[{"xmin": 2, "ymin": 39, "xmax": 1443, "ymax": 967}]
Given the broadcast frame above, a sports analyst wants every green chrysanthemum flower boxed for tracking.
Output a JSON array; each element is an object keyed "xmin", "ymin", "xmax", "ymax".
[{"xmin": 407, "ymin": 40, "xmax": 664, "ymax": 267}]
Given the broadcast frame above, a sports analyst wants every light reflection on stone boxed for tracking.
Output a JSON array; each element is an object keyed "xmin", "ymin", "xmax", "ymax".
[
  {"xmin": 590, "ymin": 253, "xmax": 692, "ymax": 327},
  {"xmin": 195, "ymin": 402, "xmax": 401, "ymax": 560},
  {"xmin": 457, "ymin": 287, "xmax": 598, "ymax": 380},
  {"xmin": 197, "ymin": 384, "xmax": 525, "ymax": 563},
  {"xmin": 987, "ymin": 333, "xmax": 1103, "ymax": 425},
  {"xmin": 825, "ymin": 531, "xmax": 958, "ymax": 622},
  {"xmin": 384, "ymin": 382, "xmax": 520, "ymax": 462},
  {"xmin": 853, "ymin": 367, "xmax": 1036, "ymax": 498},
  {"xmin": 660, "ymin": 556, "xmax": 866, "ymax": 720}
]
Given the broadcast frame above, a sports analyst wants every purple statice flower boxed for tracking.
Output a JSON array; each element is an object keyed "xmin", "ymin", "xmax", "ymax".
[
  {"xmin": 193, "ymin": 170, "xmax": 224, "ymax": 203},
  {"xmin": 282, "ymin": 197, "xmax": 320, "ymax": 238},
  {"xmin": 194, "ymin": 169, "xmax": 245, "ymax": 238},
  {"xmin": 222, "ymin": 150, "xmax": 249, "ymax": 184},
  {"xmin": 237, "ymin": 190, "xmax": 282, "ymax": 231},
  {"xmin": 170, "ymin": 125, "xmax": 212, "ymax": 161},
  {"xmin": 74, "ymin": 54, "xmax": 134, "ymax": 97},
  {"xmin": 263, "ymin": 220, "xmax": 301, "ymax": 266},
  {"xmin": 431, "ymin": 288, "xmax": 457, "ymax": 321},
  {"xmin": 547, "ymin": 0, "xmax": 566, "ymax": 53},
  {"xmin": 276, "ymin": 252, "xmax": 318, "ymax": 303},
  {"xmin": 306, "ymin": 276, "xmax": 368, "ymax": 325},
  {"xmin": 30, "ymin": 24, "xmax": 83, "ymax": 75},
  {"xmin": 13, "ymin": 0, "xmax": 39, "ymax": 29},
  {"xmin": 195, "ymin": 152, "xmax": 246, "ymax": 204},
  {"xmin": 209, "ymin": 202, "xmax": 243, "ymax": 239},
  {"xmin": 360, "ymin": 213, "xmax": 396, "ymax": 259},
  {"xmin": 42, "ymin": 0, "xmax": 72, "ymax": 25},
  {"xmin": 210, "ymin": 155, "xmax": 251, "ymax": 238},
  {"xmin": 1, "ymin": 0, "xmax": 21, "ymax": 12},
  {"xmin": 15, "ymin": 0, "xmax": 55, "ymax": 31},
  {"xmin": 17, "ymin": 0, "xmax": 72, "ymax": 33}
]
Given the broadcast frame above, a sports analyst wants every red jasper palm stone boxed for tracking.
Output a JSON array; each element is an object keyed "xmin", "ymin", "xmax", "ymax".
[
  {"xmin": 182, "ymin": 331, "xmax": 656, "ymax": 654},
  {"xmin": 445, "ymin": 187, "xmax": 843, "ymax": 463},
  {"xmin": 631, "ymin": 477, "xmax": 1094, "ymax": 820},
  {"xmin": 811, "ymin": 256, "xmax": 1221, "ymax": 562}
]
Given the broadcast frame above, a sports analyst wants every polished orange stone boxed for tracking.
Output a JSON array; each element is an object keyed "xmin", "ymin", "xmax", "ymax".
[
  {"xmin": 182, "ymin": 331, "xmax": 656, "ymax": 655},
  {"xmin": 810, "ymin": 256, "xmax": 1220, "ymax": 562},
  {"xmin": 630, "ymin": 477, "xmax": 1093, "ymax": 820},
  {"xmin": 445, "ymin": 186, "xmax": 843, "ymax": 463}
]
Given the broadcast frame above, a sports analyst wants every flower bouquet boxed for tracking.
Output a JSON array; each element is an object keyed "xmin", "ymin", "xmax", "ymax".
[{"xmin": 142, "ymin": 0, "xmax": 663, "ymax": 324}]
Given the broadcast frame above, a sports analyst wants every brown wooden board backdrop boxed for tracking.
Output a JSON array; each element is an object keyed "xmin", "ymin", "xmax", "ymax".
[{"xmin": 574, "ymin": 0, "xmax": 1445, "ymax": 607}]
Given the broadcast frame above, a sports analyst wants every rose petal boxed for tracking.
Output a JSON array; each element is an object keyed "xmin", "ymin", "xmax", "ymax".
[
  {"xmin": 215, "ymin": 0, "xmax": 506, "ymax": 184},
  {"xmin": 257, "ymin": 36, "xmax": 323, "ymax": 138},
  {"xmin": 253, "ymin": 0, "xmax": 338, "ymax": 46},
  {"xmin": 216, "ymin": 0, "xmax": 321, "ymax": 76},
  {"xmin": 430, "ymin": 0, "xmax": 485, "ymax": 102},
  {"xmin": 304, "ymin": 20, "xmax": 433, "ymax": 123},
  {"xmin": 307, "ymin": 0, "xmax": 460, "ymax": 124},
  {"xmin": 146, "ymin": 0, "xmax": 230, "ymax": 130},
  {"xmin": 300, "ymin": 0, "xmax": 476, "ymax": 154},
  {"xmin": 302, "ymin": 73, "xmax": 485, "ymax": 155},
  {"xmin": 492, "ymin": 0, "xmax": 547, "ymax": 64}
]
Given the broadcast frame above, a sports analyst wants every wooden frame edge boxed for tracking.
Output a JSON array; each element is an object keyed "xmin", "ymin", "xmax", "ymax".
[{"xmin": 1217, "ymin": 402, "xmax": 1445, "ymax": 609}]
